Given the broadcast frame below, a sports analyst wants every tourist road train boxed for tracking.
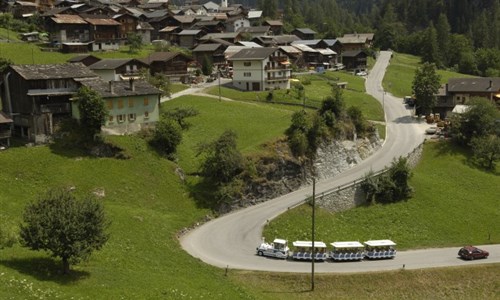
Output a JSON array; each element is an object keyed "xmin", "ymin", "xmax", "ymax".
[{"xmin": 256, "ymin": 239, "xmax": 397, "ymax": 261}]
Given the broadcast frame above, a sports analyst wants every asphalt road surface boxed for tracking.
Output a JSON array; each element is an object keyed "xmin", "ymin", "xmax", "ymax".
[{"xmin": 180, "ymin": 51, "xmax": 499, "ymax": 272}]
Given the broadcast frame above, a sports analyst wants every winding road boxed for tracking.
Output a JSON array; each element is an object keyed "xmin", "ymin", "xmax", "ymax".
[{"xmin": 180, "ymin": 51, "xmax": 500, "ymax": 272}]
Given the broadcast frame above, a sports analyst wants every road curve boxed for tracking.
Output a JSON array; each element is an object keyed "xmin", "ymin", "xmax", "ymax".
[{"xmin": 180, "ymin": 51, "xmax": 499, "ymax": 272}]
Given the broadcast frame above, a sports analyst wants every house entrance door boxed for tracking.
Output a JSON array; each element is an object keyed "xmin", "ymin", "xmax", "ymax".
[{"xmin": 252, "ymin": 82, "xmax": 260, "ymax": 91}]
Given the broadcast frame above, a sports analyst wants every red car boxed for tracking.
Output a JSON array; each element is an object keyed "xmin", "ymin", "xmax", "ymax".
[{"xmin": 458, "ymin": 246, "xmax": 489, "ymax": 260}]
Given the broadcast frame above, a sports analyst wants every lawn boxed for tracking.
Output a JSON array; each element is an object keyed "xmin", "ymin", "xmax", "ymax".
[
  {"xmin": 232, "ymin": 264, "xmax": 499, "ymax": 299},
  {"xmin": 161, "ymin": 95, "xmax": 295, "ymax": 174},
  {"xmin": 205, "ymin": 71, "xmax": 384, "ymax": 122},
  {"xmin": 264, "ymin": 141, "xmax": 499, "ymax": 250},
  {"xmin": 384, "ymin": 53, "xmax": 475, "ymax": 98},
  {"xmin": 0, "ymin": 42, "xmax": 157, "ymax": 64}
]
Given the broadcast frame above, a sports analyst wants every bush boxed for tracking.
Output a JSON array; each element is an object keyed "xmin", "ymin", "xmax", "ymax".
[{"xmin": 150, "ymin": 119, "xmax": 182, "ymax": 158}]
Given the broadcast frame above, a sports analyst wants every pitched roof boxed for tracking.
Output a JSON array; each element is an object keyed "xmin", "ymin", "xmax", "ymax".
[
  {"xmin": 84, "ymin": 17, "xmax": 121, "ymax": 26},
  {"xmin": 200, "ymin": 32, "xmax": 240, "ymax": 40},
  {"xmin": 291, "ymin": 43, "xmax": 318, "ymax": 52},
  {"xmin": 89, "ymin": 59, "xmax": 142, "ymax": 70},
  {"xmin": 141, "ymin": 52, "xmax": 192, "ymax": 64},
  {"xmin": 337, "ymin": 36, "xmax": 367, "ymax": 44},
  {"xmin": 79, "ymin": 79, "xmax": 160, "ymax": 98},
  {"xmin": 341, "ymin": 50, "xmax": 365, "ymax": 57},
  {"xmin": 292, "ymin": 39, "xmax": 321, "ymax": 46},
  {"xmin": 447, "ymin": 77, "xmax": 500, "ymax": 92},
  {"xmin": 237, "ymin": 41, "xmax": 262, "ymax": 47},
  {"xmin": 237, "ymin": 26, "xmax": 270, "ymax": 34},
  {"xmin": 137, "ymin": 22, "xmax": 153, "ymax": 30},
  {"xmin": 192, "ymin": 43, "xmax": 223, "ymax": 52},
  {"xmin": 293, "ymin": 28, "xmax": 317, "ymax": 35},
  {"xmin": 264, "ymin": 20, "xmax": 283, "ymax": 26},
  {"xmin": 322, "ymin": 39, "xmax": 340, "ymax": 46},
  {"xmin": 343, "ymin": 33, "xmax": 374, "ymax": 40},
  {"xmin": 159, "ymin": 26, "xmax": 180, "ymax": 32},
  {"xmin": 178, "ymin": 29, "xmax": 202, "ymax": 36},
  {"xmin": 173, "ymin": 15, "xmax": 196, "ymax": 24},
  {"xmin": 10, "ymin": 63, "xmax": 98, "ymax": 80},
  {"xmin": 279, "ymin": 45, "xmax": 302, "ymax": 54},
  {"xmin": 51, "ymin": 14, "xmax": 87, "ymax": 24},
  {"xmin": 228, "ymin": 47, "xmax": 278, "ymax": 61},
  {"xmin": 67, "ymin": 54, "xmax": 100, "ymax": 63},
  {"xmin": 247, "ymin": 10, "xmax": 262, "ymax": 19}
]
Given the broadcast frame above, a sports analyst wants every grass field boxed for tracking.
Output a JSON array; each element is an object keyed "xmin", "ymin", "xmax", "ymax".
[
  {"xmin": 384, "ymin": 53, "xmax": 475, "ymax": 98},
  {"xmin": 162, "ymin": 95, "xmax": 294, "ymax": 174},
  {"xmin": 205, "ymin": 71, "xmax": 384, "ymax": 122},
  {"xmin": 264, "ymin": 141, "xmax": 500, "ymax": 249},
  {"xmin": 232, "ymin": 264, "xmax": 500, "ymax": 299}
]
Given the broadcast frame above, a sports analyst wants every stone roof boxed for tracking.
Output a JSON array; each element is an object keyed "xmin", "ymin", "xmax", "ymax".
[
  {"xmin": 200, "ymin": 32, "xmax": 240, "ymax": 40},
  {"xmin": 228, "ymin": 47, "xmax": 278, "ymax": 61},
  {"xmin": 293, "ymin": 28, "xmax": 317, "ymax": 35},
  {"xmin": 79, "ymin": 78, "xmax": 160, "ymax": 98},
  {"xmin": 51, "ymin": 14, "xmax": 87, "ymax": 24},
  {"xmin": 10, "ymin": 63, "xmax": 98, "ymax": 80},
  {"xmin": 447, "ymin": 77, "xmax": 500, "ymax": 92},
  {"xmin": 237, "ymin": 26, "xmax": 270, "ymax": 34},
  {"xmin": 140, "ymin": 52, "xmax": 192, "ymax": 64},
  {"xmin": 67, "ymin": 54, "xmax": 100, "ymax": 63},
  {"xmin": 178, "ymin": 29, "xmax": 202, "ymax": 36},
  {"xmin": 0, "ymin": 111, "xmax": 13, "ymax": 124},
  {"xmin": 89, "ymin": 59, "xmax": 143, "ymax": 70},
  {"xmin": 264, "ymin": 20, "xmax": 283, "ymax": 26},
  {"xmin": 84, "ymin": 17, "xmax": 121, "ymax": 26},
  {"xmin": 192, "ymin": 43, "xmax": 222, "ymax": 52}
]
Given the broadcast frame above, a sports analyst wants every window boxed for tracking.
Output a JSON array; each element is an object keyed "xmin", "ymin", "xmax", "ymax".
[
  {"xmin": 107, "ymin": 100, "xmax": 113, "ymax": 110},
  {"xmin": 144, "ymin": 111, "xmax": 149, "ymax": 119},
  {"xmin": 117, "ymin": 114, "xmax": 125, "ymax": 123},
  {"xmin": 128, "ymin": 99, "xmax": 134, "ymax": 107},
  {"xmin": 108, "ymin": 115, "xmax": 114, "ymax": 122},
  {"xmin": 244, "ymin": 62, "xmax": 251, "ymax": 67},
  {"xmin": 128, "ymin": 113, "xmax": 136, "ymax": 121},
  {"xmin": 244, "ymin": 72, "xmax": 251, "ymax": 77},
  {"xmin": 118, "ymin": 99, "xmax": 123, "ymax": 109},
  {"xmin": 144, "ymin": 98, "xmax": 149, "ymax": 106}
]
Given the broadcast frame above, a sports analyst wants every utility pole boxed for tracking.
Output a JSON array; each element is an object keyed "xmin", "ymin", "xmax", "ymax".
[
  {"xmin": 218, "ymin": 68, "xmax": 221, "ymax": 102},
  {"xmin": 311, "ymin": 177, "xmax": 316, "ymax": 291}
]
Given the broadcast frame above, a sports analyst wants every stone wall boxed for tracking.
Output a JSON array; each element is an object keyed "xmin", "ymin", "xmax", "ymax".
[{"xmin": 316, "ymin": 142, "xmax": 424, "ymax": 212}]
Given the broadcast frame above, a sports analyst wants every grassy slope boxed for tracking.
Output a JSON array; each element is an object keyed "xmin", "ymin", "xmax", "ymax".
[
  {"xmin": 205, "ymin": 71, "xmax": 384, "ymax": 122},
  {"xmin": 384, "ymin": 53, "xmax": 476, "ymax": 98},
  {"xmin": 264, "ymin": 141, "xmax": 500, "ymax": 249},
  {"xmin": 0, "ymin": 95, "xmax": 294, "ymax": 299},
  {"xmin": 162, "ymin": 95, "xmax": 294, "ymax": 174},
  {"xmin": 232, "ymin": 264, "xmax": 500, "ymax": 299}
]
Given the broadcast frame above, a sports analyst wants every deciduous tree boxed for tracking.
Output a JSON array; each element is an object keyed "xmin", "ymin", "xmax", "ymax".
[
  {"xmin": 76, "ymin": 86, "xmax": 108, "ymax": 139},
  {"xmin": 20, "ymin": 188, "xmax": 110, "ymax": 274},
  {"xmin": 412, "ymin": 62, "xmax": 441, "ymax": 116}
]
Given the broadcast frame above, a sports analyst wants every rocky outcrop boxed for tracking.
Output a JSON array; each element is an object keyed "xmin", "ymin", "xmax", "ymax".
[{"xmin": 225, "ymin": 134, "xmax": 383, "ymax": 212}]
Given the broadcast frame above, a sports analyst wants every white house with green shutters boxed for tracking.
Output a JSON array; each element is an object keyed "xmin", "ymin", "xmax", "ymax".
[{"xmin": 72, "ymin": 79, "xmax": 161, "ymax": 135}]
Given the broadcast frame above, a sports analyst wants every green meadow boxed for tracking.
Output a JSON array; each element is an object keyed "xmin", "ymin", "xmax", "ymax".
[{"xmin": 264, "ymin": 141, "xmax": 500, "ymax": 249}]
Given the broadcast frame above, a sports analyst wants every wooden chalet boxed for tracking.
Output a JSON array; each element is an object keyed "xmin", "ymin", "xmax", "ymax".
[
  {"xmin": 141, "ymin": 52, "xmax": 193, "ymax": 82},
  {"xmin": 1, "ymin": 63, "xmax": 99, "ymax": 143}
]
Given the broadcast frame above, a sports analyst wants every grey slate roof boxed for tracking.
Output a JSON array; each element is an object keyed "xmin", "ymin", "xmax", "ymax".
[
  {"xmin": 178, "ymin": 29, "xmax": 202, "ymax": 36},
  {"xmin": 294, "ymin": 28, "xmax": 317, "ymax": 34},
  {"xmin": 67, "ymin": 54, "xmax": 100, "ymax": 63},
  {"xmin": 192, "ymin": 43, "xmax": 222, "ymax": 52},
  {"xmin": 228, "ymin": 47, "xmax": 278, "ymax": 61},
  {"xmin": 447, "ymin": 77, "xmax": 500, "ymax": 92},
  {"xmin": 10, "ymin": 63, "xmax": 98, "ymax": 80},
  {"xmin": 89, "ymin": 59, "xmax": 136, "ymax": 70},
  {"xmin": 79, "ymin": 79, "xmax": 160, "ymax": 98},
  {"xmin": 237, "ymin": 26, "xmax": 270, "ymax": 34}
]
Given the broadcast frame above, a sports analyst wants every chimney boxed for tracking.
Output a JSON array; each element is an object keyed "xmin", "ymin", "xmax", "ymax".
[
  {"xmin": 489, "ymin": 80, "xmax": 492, "ymax": 89},
  {"xmin": 129, "ymin": 78, "xmax": 135, "ymax": 92},
  {"xmin": 109, "ymin": 81, "xmax": 114, "ymax": 94}
]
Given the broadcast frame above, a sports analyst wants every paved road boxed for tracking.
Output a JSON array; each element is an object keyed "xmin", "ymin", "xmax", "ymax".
[{"xmin": 180, "ymin": 51, "xmax": 499, "ymax": 272}]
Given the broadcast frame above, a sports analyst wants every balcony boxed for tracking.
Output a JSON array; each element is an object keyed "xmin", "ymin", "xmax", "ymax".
[
  {"xmin": 40, "ymin": 103, "xmax": 71, "ymax": 114},
  {"xmin": 266, "ymin": 76, "xmax": 290, "ymax": 82}
]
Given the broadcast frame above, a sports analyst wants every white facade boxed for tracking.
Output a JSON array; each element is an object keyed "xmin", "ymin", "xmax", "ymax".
[
  {"xmin": 92, "ymin": 41, "xmax": 120, "ymax": 52},
  {"xmin": 231, "ymin": 50, "xmax": 291, "ymax": 91}
]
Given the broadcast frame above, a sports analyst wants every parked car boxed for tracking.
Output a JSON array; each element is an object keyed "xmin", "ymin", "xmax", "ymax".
[
  {"xmin": 425, "ymin": 127, "xmax": 439, "ymax": 135},
  {"xmin": 458, "ymin": 246, "xmax": 489, "ymax": 260},
  {"xmin": 355, "ymin": 71, "xmax": 367, "ymax": 76}
]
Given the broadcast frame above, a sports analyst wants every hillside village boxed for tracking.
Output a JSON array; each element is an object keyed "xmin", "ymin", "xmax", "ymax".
[
  {"xmin": 0, "ymin": 0, "xmax": 377, "ymax": 144},
  {"xmin": 1, "ymin": 0, "xmax": 497, "ymax": 147}
]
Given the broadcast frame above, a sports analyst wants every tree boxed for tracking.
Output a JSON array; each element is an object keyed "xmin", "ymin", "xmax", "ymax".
[
  {"xmin": 421, "ymin": 22, "xmax": 440, "ymax": 66},
  {"xmin": 127, "ymin": 32, "xmax": 143, "ymax": 53},
  {"xmin": 411, "ymin": 62, "xmax": 441, "ymax": 116},
  {"xmin": 0, "ymin": 57, "xmax": 13, "ymax": 73},
  {"xmin": 198, "ymin": 130, "xmax": 244, "ymax": 184},
  {"xmin": 20, "ymin": 188, "xmax": 110, "ymax": 274},
  {"xmin": 150, "ymin": 118, "xmax": 182, "ymax": 157},
  {"xmin": 450, "ymin": 97, "xmax": 500, "ymax": 145},
  {"xmin": 436, "ymin": 13, "xmax": 451, "ymax": 66},
  {"xmin": 201, "ymin": 55, "xmax": 213, "ymax": 76},
  {"xmin": 142, "ymin": 72, "xmax": 171, "ymax": 98},
  {"xmin": 470, "ymin": 134, "xmax": 500, "ymax": 170},
  {"xmin": 76, "ymin": 86, "xmax": 108, "ymax": 139}
]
